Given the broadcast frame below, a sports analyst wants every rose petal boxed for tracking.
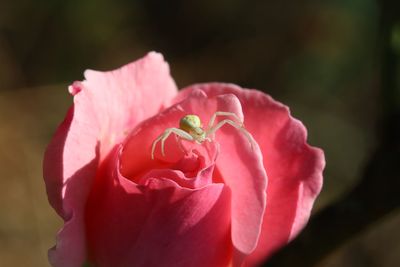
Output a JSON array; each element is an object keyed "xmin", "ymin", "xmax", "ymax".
[
  {"xmin": 174, "ymin": 90, "xmax": 267, "ymax": 265},
  {"xmin": 122, "ymin": 88, "xmax": 267, "ymax": 265},
  {"xmin": 138, "ymin": 154, "xmax": 215, "ymax": 189},
  {"xmin": 44, "ymin": 106, "xmax": 99, "ymax": 267},
  {"xmin": 82, "ymin": 51, "xmax": 178, "ymax": 157},
  {"xmin": 86, "ymin": 148, "xmax": 232, "ymax": 267},
  {"xmin": 43, "ymin": 52, "xmax": 177, "ymax": 266},
  {"xmin": 126, "ymin": 178, "xmax": 232, "ymax": 267},
  {"xmin": 179, "ymin": 83, "xmax": 325, "ymax": 265},
  {"xmin": 120, "ymin": 90, "xmax": 218, "ymax": 186}
]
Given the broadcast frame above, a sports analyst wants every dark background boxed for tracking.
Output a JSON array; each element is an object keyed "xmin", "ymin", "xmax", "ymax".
[{"xmin": 0, "ymin": 0, "xmax": 399, "ymax": 266}]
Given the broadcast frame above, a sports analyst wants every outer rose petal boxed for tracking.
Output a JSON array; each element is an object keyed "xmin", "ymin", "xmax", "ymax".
[
  {"xmin": 177, "ymin": 83, "xmax": 325, "ymax": 265},
  {"xmin": 86, "ymin": 147, "xmax": 232, "ymax": 267},
  {"xmin": 172, "ymin": 90, "xmax": 267, "ymax": 265},
  {"xmin": 203, "ymin": 93, "xmax": 266, "ymax": 264},
  {"xmin": 43, "ymin": 52, "xmax": 177, "ymax": 266},
  {"xmin": 82, "ymin": 52, "xmax": 178, "ymax": 157}
]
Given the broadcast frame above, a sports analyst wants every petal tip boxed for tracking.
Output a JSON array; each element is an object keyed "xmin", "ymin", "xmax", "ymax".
[
  {"xmin": 68, "ymin": 81, "xmax": 83, "ymax": 96},
  {"xmin": 146, "ymin": 51, "xmax": 165, "ymax": 61}
]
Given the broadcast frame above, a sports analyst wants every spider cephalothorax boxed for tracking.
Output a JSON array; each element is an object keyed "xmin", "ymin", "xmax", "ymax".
[{"xmin": 151, "ymin": 111, "xmax": 254, "ymax": 159}]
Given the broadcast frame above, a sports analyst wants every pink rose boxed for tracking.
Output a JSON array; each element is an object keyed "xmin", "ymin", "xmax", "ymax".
[{"xmin": 44, "ymin": 52, "xmax": 324, "ymax": 267}]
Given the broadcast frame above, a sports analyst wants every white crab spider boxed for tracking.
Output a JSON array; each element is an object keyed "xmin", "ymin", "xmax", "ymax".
[{"xmin": 151, "ymin": 111, "xmax": 254, "ymax": 160}]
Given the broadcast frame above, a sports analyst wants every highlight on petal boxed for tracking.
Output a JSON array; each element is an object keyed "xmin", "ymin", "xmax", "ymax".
[
  {"xmin": 178, "ymin": 83, "xmax": 325, "ymax": 265},
  {"xmin": 82, "ymin": 51, "xmax": 178, "ymax": 157},
  {"xmin": 43, "ymin": 106, "xmax": 99, "ymax": 267},
  {"xmin": 43, "ymin": 52, "xmax": 178, "ymax": 266}
]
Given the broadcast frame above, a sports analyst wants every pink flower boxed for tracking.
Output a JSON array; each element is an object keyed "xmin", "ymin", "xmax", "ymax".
[{"xmin": 44, "ymin": 52, "xmax": 324, "ymax": 267}]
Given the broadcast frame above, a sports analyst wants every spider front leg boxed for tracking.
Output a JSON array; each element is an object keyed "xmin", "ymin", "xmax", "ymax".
[
  {"xmin": 207, "ymin": 111, "xmax": 244, "ymax": 132},
  {"xmin": 151, "ymin": 128, "xmax": 194, "ymax": 160},
  {"xmin": 206, "ymin": 119, "xmax": 254, "ymax": 149}
]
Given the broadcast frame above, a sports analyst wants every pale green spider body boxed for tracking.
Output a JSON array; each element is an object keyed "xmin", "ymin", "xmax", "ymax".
[
  {"xmin": 179, "ymin": 115, "xmax": 207, "ymax": 142},
  {"xmin": 151, "ymin": 111, "xmax": 253, "ymax": 159}
]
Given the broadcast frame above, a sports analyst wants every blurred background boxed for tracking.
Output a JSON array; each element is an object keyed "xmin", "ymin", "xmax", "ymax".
[{"xmin": 0, "ymin": 0, "xmax": 399, "ymax": 266}]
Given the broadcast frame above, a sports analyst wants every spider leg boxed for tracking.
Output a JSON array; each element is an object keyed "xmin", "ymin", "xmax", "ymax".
[
  {"xmin": 151, "ymin": 134, "xmax": 166, "ymax": 160},
  {"xmin": 206, "ymin": 119, "xmax": 254, "ymax": 149},
  {"xmin": 151, "ymin": 128, "xmax": 194, "ymax": 159},
  {"xmin": 207, "ymin": 111, "xmax": 243, "ymax": 132}
]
